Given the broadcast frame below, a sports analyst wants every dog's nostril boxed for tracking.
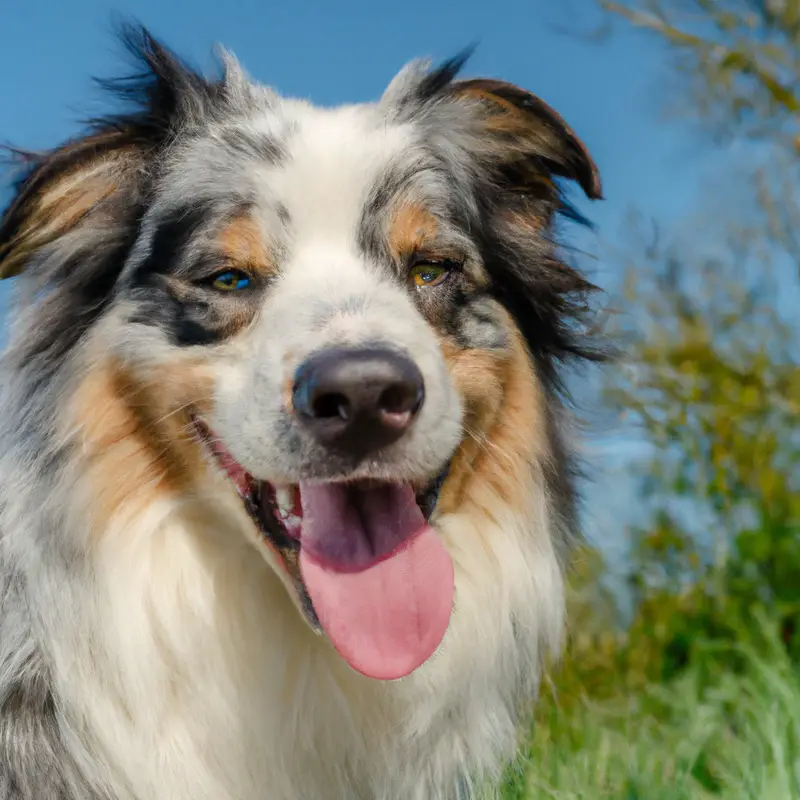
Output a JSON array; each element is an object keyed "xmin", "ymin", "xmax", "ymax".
[
  {"xmin": 312, "ymin": 392, "xmax": 351, "ymax": 421},
  {"xmin": 378, "ymin": 384, "xmax": 420, "ymax": 416}
]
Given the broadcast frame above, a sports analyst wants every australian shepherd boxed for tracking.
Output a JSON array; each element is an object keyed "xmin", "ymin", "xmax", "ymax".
[{"xmin": 0, "ymin": 25, "xmax": 602, "ymax": 800}]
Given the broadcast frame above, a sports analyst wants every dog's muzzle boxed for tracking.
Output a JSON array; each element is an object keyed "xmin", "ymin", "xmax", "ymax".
[{"xmin": 193, "ymin": 345, "xmax": 456, "ymax": 682}]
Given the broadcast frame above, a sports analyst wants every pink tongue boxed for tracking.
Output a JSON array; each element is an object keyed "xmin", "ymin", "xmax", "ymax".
[{"xmin": 298, "ymin": 481, "xmax": 454, "ymax": 681}]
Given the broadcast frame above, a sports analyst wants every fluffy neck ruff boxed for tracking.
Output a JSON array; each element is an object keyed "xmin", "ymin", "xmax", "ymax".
[{"xmin": 13, "ymin": 338, "xmax": 565, "ymax": 800}]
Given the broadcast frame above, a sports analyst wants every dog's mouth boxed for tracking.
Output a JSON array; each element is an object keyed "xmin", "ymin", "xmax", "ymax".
[{"xmin": 192, "ymin": 416, "xmax": 455, "ymax": 681}]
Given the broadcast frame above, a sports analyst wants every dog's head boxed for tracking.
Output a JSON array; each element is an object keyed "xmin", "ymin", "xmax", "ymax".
[{"xmin": 0, "ymin": 27, "xmax": 601, "ymax": 681}]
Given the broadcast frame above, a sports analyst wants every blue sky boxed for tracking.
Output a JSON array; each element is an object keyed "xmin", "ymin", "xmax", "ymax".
[
  {"xmin": 0, "ymin": 0, "xmax": 705, "ymax": 235},
  {"xmin": 0, "ymin": 0, "xmax": 714, "ymax": 557}
]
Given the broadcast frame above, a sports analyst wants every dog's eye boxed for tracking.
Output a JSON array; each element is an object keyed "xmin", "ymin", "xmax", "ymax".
[
  {"xmin": 210, "ymin": 269, "xmax": 251, "ymax": 292},
  {"xmin": 409, "ymin": 260, "xmax": 458, "ymax": 289}
]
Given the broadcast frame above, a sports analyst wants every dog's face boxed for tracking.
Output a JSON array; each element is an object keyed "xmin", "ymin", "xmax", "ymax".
[
  {"xmin": 127, "ymin": 107, "xmax": 468, "ymax": 486},
  {"xmin": 0, "ymin": 31, "xmax": 601, "ymax": 682}
]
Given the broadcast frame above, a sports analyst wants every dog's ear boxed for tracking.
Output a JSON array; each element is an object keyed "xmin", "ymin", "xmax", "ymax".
[
  {"xmin": 384, "ymin": 59, "xmax": 605, "ymax": 378},
  {"xmin": 0, "ymin": 135, "xmax": 145, "ymax": 279},
  {"xmin": 0, "ymin": 24, "xmax": 220, "ymax": 280},
  {"xmin": 446, "ymin": 78, "xmax": 602, "ymax": 202}
]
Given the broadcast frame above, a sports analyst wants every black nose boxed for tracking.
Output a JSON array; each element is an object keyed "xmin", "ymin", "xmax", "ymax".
[{"xmin": 292, "ymin": 346, "xmax": 424, "ymax": 457}]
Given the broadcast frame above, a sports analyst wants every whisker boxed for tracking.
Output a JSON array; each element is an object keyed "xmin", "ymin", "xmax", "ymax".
[
  {"xmin": 462, "ymin": 424, "xmax": 517, "ymax": 470},
  {"xmin": 151, "ymin": 398, "xmax": 213, "ymax": 428}
]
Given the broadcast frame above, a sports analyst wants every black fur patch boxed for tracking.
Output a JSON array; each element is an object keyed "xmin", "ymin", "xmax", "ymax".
[
  {"xmin": 129, "ymin": 202, "xmax": 218, "ymax": 287},
  {"xmin": 476, "ymin": 187, "xmax": 606, "ymax": 392},
  {"xmin": 14, "ymin": 214, "xmax": 143, "ymax": 370},
  {"xmin": 412, "ymin": 48, "xmax": 475, "ymax": 106},
  {"xmin": 218, "ymin": 128, "xmax": 286, "ymax": 165},
  {"xmin": 128, "ymin": 202, "xmax": 267, "ymax": 346}
]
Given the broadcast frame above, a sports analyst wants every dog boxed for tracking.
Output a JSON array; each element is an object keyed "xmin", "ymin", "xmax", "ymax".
[{"xmin": 0, "ymin": 25, "xmax": 602, "ymax": 800}]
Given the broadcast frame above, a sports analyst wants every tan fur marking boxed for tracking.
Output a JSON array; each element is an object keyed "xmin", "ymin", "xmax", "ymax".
[
  {"xmin": 438, "ymin": 322, "xmax": 547, "ymax": 517},
  {"xmin": 503, "ymin": 206, "xmax": 549, "ymax": 234},
  {"xmin": 281, "ymin": 350, "xmax": 300, "ymax": 414},
  {"xmin": 452, "ymin": 83, "xmax": 560, "ymax": 197},
  {"xmin": 0, "ymin": 149, "xmax": 135, "ymax": 278},
  {"xmin": 457, "ymin": 85, "xmax": 523, "ymax": 119},
  {"xmin": 387, "ymin": 202, "xmax": 439, "ymax": 261},
  {"xmin": 454, "ymin": 84, "xmax": 539, "ymax": 144},
  {"xmin": 72, "ymin": 357, "xmax": 215, "ymax": 536},
  {"xmin": 216, "ymin": 214, "xmax": 276, "ymax": 277}
]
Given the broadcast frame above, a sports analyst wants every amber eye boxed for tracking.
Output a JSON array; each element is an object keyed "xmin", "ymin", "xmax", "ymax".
[
  {"xmin": 210, "ymin": 269, "xmax": 251, "ymax": 292},
  {"xmin": 409, "ymin": 260, "xmax": 457, "ymax": 288}
]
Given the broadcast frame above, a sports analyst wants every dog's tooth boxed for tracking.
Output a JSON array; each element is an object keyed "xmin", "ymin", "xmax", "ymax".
[{"xmin": 275, "ymin": 487, "xmax": 293, "ymax": 515}]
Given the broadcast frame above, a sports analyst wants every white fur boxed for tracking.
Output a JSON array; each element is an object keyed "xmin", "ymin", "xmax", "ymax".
[{"xmin": 44, "ymin": 453, "xmax": 561, "ymax": 800}]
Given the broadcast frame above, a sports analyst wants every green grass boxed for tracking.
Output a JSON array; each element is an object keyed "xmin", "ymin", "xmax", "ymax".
[{"xmin": 497, "ymin": 638, "xmax": 800, "ymax": 800}]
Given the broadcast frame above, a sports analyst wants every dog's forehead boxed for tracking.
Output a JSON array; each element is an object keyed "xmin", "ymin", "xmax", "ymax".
[
  {"xmin": 160, "ymin": 98, "xmax": 423, "ymax": 237},
  {"xmin": 262, "ymin": 102, "xmax": 417, "ymax": 241}
]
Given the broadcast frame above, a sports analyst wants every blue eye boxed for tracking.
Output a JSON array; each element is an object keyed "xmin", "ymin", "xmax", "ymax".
[{"xmin": 211, "ymin": 270, "xmax": 251, "ymax": 291}]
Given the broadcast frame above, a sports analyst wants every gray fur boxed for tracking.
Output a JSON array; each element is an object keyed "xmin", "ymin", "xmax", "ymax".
[{"xmin": 0, "ymin": 570, "xmax": 98, "ymax": 800}]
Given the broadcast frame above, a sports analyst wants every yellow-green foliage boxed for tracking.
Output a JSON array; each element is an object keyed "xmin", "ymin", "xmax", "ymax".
[{"xmin": 505, "ymin": 629, "xmax": 800, "ymax": 798}]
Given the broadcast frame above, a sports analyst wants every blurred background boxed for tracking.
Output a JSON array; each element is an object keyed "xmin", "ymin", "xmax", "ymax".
[{"xmin": 1, "ymin": 1, "xmax": 798, "ymax": 797}]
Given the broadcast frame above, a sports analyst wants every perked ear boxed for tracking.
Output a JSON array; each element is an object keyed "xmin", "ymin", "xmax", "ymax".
[
  {"xmin": 447, "ymin": 78, "xmax": 602, "ymax": 202},
  {"xmin": 0, "ymin": 24, "xmax": 218, "ymax": 280},
  {"xmin": 0, "ymin": 135, "xmax": 143, "ymax": 279}
]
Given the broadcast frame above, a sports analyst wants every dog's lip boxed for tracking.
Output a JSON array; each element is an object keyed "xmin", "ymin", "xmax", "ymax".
[{"xmin": 188, "ymin": 413, "xmax": 449, "ymax": 628}]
